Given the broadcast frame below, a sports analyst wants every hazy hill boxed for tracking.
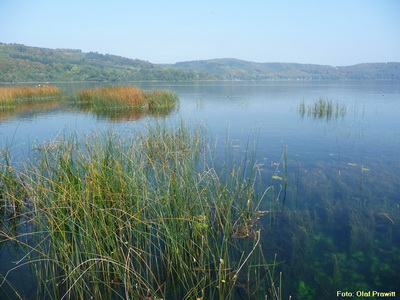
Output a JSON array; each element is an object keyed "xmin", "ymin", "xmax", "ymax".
[
  {"xmin": 1, "ymin": 43, "xmax": 399, "ymax": 82},
  {"xmin": 169, "ymin": 58, "xmax": 400, "ymax": 80}
]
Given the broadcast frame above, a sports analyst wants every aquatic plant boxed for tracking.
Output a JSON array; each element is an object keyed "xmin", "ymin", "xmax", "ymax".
[
  {"xmin": 77, "ymin": 85, "xmax": 178, "ymax": 112},
  {"xmin": 0, "ymin": 85, "xmax": 61, "ymax": 107},
  {"xmin": 0, "ymin": 123, "xmax": 279, "ymax": 299},
  {"xmin": 78, "ymin": 103, "xmax": 176, "ymax": 121},
  {"xmin": 299, "ymin": 97, "xmax": 346, "ymax": 120}
]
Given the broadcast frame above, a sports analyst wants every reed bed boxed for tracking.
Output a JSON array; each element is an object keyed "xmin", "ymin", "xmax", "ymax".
[
  {"xmin": 0, "ymin": 124, "xmax": 279, "ymax": 299},
  {"xmin": 0, "ymin": 85, "xmax": 61, "ymax": 107},
  {"xmin": 299, "ymin": 97, "xmax": 346, "ymax": 120},
  {"xmin": 80, "ymin": 102, "xmax": 176, "ymax": 121},
  {"xmin": 77, "ymin": 85, "xmax": 178, "ymax": 112}
]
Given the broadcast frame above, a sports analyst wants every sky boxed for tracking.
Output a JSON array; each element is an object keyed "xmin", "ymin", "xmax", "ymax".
[{"xmin": 0, "ymin": 0, "xmax": 399, "ymax": 66}]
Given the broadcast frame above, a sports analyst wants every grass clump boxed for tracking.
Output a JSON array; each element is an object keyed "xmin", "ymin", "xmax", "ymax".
[
  {"xmin": 0, "ymin": 85, "xmax": 61, "ymax": 107},
  {"xmin": 0, "ymin": 124, "xmax": 279, "ymax": 299},
  {"xmin": 77, "ymin": 85, "xmax": 178, "ymax": 112},
  {"xmin": 299, "ymin": 97, "xmax": 346, "ymax": 120}
]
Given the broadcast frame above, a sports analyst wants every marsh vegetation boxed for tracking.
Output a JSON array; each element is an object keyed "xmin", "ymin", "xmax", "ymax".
[
  {"xmin": 77, "ymin": 85, "xmax": 178, "ymax": 111},
  {"xmin": 0, "ymin": 85, "xmax": 178, "ymax": 121},
  {"xmin": 0, "ymin": 85, "xmax": 61, "ymax": 107},
  {"xmin": 299, "ymin": 97, "xmax": 347, "ymax": 120},
  {"xmin": 0, "ymin": 124, "xmax": 280, "ymax": 299}
]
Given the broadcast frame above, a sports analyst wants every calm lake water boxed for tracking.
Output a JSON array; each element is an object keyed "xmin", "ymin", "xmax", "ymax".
[{"xmin": 1, "ymin": 80, "xmax": 400, "ymax": 299}]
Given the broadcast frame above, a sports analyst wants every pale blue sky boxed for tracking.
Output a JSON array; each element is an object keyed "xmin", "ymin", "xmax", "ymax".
[{"xmin": 1, "ymin": 0, "xmax": 399, "ymax": 66}]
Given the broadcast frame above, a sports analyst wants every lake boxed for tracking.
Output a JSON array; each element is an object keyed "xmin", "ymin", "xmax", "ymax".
[{"xmin": 1, "ymin": 80, "xmax": 399, "ymax": 299}]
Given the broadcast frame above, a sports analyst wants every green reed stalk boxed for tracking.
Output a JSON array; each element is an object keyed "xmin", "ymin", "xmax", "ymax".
[
  {"xmin": 1, "ymin": 123, "xmax": 280, "ymax": 299},
  {"xmin": 299, "ymin": 97, "xmax": 347, "ymax": 121}
]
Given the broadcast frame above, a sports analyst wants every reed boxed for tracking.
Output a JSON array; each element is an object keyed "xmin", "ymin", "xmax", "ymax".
[
  {"xmin": 0, "ymin": 85, "xmax": 61, "ymax": 106},
  {"xmin": 77, "ymin": 85, "xmax": 178, "ymax": 112},
  {"xmin": 299, "ymin": 97, "xmax": 346, "ymax": 120},
  {"xmin": 0, "ymin": 123, "xmax": 279, "ymax": 299}
]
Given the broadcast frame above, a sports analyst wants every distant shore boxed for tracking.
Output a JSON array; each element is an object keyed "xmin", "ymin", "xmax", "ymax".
[{"xmin": 1, "ymin": 43, "xmax": 399, "ymax": 82}]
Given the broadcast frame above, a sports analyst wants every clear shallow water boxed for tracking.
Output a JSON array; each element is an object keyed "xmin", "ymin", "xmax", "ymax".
[{"xmin": 1, "ymin": 80, "xmax": 399, "ymax": 299}]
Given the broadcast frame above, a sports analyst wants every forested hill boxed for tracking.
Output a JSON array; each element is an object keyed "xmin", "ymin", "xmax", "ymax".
[
  {"xmin": 169, "ymin": 58, "xmax": 400, "ymax": 80},
  {"xmin": 1, "ymin": 43, "xmax": 399, "ymax": 82},
  {"xmin": 0, "ymin": 43, "xmax": 220, "ymax": 82}
]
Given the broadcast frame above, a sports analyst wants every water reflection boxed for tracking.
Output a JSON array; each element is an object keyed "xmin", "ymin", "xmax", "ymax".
[
  {"xmin": 0, "ymin": 101, "xmax": 62, "ymax": 122},
  {"xmin": 0, "ymin": 100, "xmax": 177, "ymax": 123},
  {"xmin": 72, "ymin": 102, "xmax": 177, "ymax": 121}
]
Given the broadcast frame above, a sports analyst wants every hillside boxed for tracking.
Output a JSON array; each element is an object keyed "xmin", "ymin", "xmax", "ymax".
[
  {"xmin": 0, "ymin": 43, "xmax": 220, "ymax": 82},
  {"xmin": 170, "ymin": 58, "xmax": 400, "ymax": 80},
  {"xmin": 1, "ymin": 43, "xmax": 399, "ymax": 82}
]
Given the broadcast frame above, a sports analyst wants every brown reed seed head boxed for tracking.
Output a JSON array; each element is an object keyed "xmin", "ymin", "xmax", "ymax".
[
  {"xmin": 0, "ymin": 85, "xmax": 61, "ymax": 102},
  {"xmin": 79, "ymin": 86, "xmax": 146, "ymax": 104}
]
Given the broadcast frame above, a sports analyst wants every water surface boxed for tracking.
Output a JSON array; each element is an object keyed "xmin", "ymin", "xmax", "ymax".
[{"xmin": 1, "ymin": 80, "xmax": 399, "ymax": 299}]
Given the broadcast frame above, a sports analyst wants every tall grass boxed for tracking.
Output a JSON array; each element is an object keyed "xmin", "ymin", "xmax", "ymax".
[
  {"xmin": 0, "ymin": 124, "xmax": 279, "ymax": 299},
  {"xmin": 0, "ymin": 86, "xmax": 61, "ymax": 107},
  {"xmin": 299, "ymin": 97, "xmax": 346, "ymax": 120},
  {"xmin": 77, "ymin": 85, "xmax": 178, "ymax": 112},
  {"xmin": 79, "ymin": 103, "xmax": 176, "ymax": 122}
]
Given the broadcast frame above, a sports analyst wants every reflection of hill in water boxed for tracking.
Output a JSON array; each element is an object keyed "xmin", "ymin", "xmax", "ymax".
[{"xmin": 0, "ymin": 101, "xmax": 62, "ymax": 121}]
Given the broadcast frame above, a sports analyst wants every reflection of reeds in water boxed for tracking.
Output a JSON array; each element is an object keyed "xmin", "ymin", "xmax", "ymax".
[
  {"xmin": 79, "ymin": 103, "xmax": 176, "ymax": 121},
  {"xmin": 0, "ymin": 101, "xmax": 61, "ymax": 121},
  {"xmin": 0, "ymin": 124, "xmax": 279, "ymax": 299},
  {"xmin": 0, "ymin": 85, "xmax": 61, "ymax": 106},
  {"xmin": 299, "ymin": 98, "xmax": 346, "ymax": 121}
]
